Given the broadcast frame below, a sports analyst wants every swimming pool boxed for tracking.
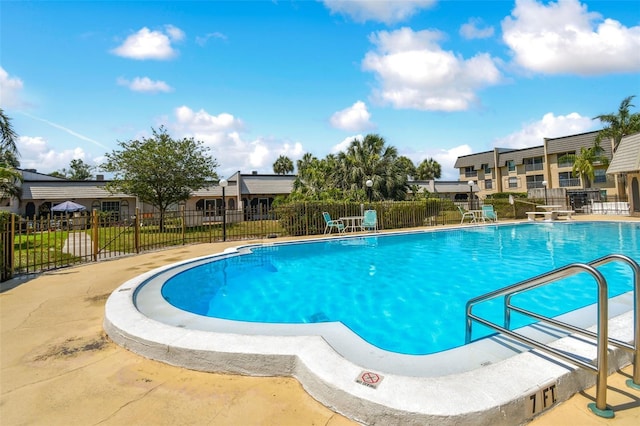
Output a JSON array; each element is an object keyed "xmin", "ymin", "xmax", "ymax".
[
  {"xmin": 159, "ymin": 222, "xmax": 638, "ymax": 355},
  {"xmin": 105, "ymin": 220, "xmax": 639, "ymax": 426}
]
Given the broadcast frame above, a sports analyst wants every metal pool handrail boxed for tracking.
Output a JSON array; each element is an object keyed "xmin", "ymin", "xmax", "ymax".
[
  {"xmin": 464, "ymin": 254, "xmax": 639, "ymax": 418},
  {"xmin": 504, "ymin": 254, "xmax": 640, "ymax": 386}
]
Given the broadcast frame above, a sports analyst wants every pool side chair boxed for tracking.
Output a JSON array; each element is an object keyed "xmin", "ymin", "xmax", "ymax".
[
  {"xmin": 457, "ymin": 205, "xmax": 475, "ymax": 224},
  {"xmin": 323, "ymin": 212, "xmax": 345, "ymax": 234},
  {"xmin": 482, "ymin": 205, "xmax": 498, "ymax": 222},
  {"xmin": 360, "ymin": 209, "xmax": 378, "ymax": 232}
]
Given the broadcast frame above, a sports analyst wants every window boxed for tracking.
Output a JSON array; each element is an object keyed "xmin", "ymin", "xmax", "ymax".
[
  {"xmin": 484, "ymin": 179, "xmax": 493, "ymax": 190},
  {"xmin": 482, "ymin": 163, "xmax": 491, "ymax": 174},
  {"xmin": 464, "ymin": 166, "xmax": 477, "ymax": 178},
  {"xmin": 594, "ymin": 169, "xmax": 607, "ymax": 183},
  {"xmin": 101, "ymin": 201, "xmax": 120, "ymax": 221},
  {"xmin": 557, "ymin": 152, "xmax": 575, "ymax": 168},
  {"xmin": 524, "ymin": 157, "xmax": 544, "ymax": 171},
  {"xmin": 526, "ymin": 175, "xmax": 545, "ymax": 189},
  {"xmin": 506, "ymin": 160, "xmax": 515, "ymax": 172},
  {"xmin": 559, "ymin": 172, "xmax": 580, "ymax": 187},
  {"xmin": 508, "ymin": 177, "xmax": 518, "ymax": 188}
]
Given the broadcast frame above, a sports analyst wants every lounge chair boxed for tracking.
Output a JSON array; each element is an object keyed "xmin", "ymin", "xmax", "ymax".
[
  {"xmin": 457, "ymin": 205, "xmax": 475, "ymax": 224},
  {"xmin": 482, "ymin": 205, "xmax": 498, "ymax": 222},
  {"xmin": 323, "ymin": 212, "xmax": 345, "ymax": 234},
  {"xmin": 360, "ymin": 209, "xmax": 378, "ymax": 232}
]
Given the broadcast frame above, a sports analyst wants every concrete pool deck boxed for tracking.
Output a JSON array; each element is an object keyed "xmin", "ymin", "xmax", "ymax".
[{"xmin": 1, "ymin": 216, "xmax": 639, "ymax": 425}]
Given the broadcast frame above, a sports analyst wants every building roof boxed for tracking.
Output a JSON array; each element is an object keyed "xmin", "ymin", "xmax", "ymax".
[
  {"xmin": 497, "ymin": 145, "xmax": 545, "ymax": 166},
  {"xmin": 21, "ymin": 181, "xmax": 131, "ymax": 200},
  {"xmin": 607, "ymin": 132, "xmax": 640, "ymax": 174},
  {"xmin": 453, "ymin": 150, "xmax": 497, "ymax": 169}
]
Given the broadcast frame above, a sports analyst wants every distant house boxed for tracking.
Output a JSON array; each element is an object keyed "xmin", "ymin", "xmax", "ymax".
[
  {"xmin": 1, "ymin": 169, "xmax": 296, "ymax": 220},
  {"xmin": 606, "ymin": 132, "xmax": 640, "ymax": 217},
  {"xmin": 407, "ymin": 180, "xmax": 479, "ymax": 202}
]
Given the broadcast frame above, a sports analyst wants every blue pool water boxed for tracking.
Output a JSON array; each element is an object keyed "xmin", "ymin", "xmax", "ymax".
[{"xmin": 160, "ymin": 222, "xmax": 639, "ymax": 355}]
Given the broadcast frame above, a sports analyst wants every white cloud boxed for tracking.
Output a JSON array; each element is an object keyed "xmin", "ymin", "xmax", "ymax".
[
  {"xmin": 117, "ymin": 76, "xmax": 173, "ymax": 93},
  {"xmin": 331, "ymin": 134, "xmax": 364, "ymax": 153},
  {"xmin": 322, "ymin": 0, "xmax": 436, "ymax": 24},
  {"xmin": 17, "ymin": 136, "xmax": 96, "ymax": 174},
  {"xmin": 196, "ymin": 32, "xmax": 227, "ymax": 46},
  {"xmin": 330, "ymin": 101, "xmax": 374, "ymax": 132},
  {"xmin": 502, "ymin": 0, "xmax": 640, "ymax": 75},
  {"xmin": 0, "ymin": 67, "xmax": 25, "ymax": 109},
  {"xmin": 169, "ymin": 106, "xmax": 306, "ymax": 177},
  {"xmin": 362, "ymin": 27, "xmax": 502, "ymax": 111},
  {"xmin": 459, "ymin": 18, "xmax": 495, "ymax": 40},
  {"xmin": 494, "ymin": 112, "xmax": 595, "ymax": 149},
  {"xmin": 111, "ymin": 26, "xmax": 183, "ymax": 60}
]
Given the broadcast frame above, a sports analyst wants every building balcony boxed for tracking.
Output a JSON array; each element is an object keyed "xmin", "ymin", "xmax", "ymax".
[
  {"xmin": 527, "ymin": 181, "xmax": 546, "ymax": 189},
  {"xmin": 525, "ymin": 164, "xmax": 544, "ymax": 172},
  {"xmin": 559, "ymin": 178, "xmax": 581, "ymax": 187}
]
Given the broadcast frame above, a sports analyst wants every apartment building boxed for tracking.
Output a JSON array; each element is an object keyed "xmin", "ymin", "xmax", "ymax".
[{"xmin": 453, "ymin": 131, "xmax": 619, "ymax": 206}]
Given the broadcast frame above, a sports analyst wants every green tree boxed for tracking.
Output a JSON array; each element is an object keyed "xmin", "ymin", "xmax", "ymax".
[
  {"xmin": 53, "ymin": 158, "xmax": 94, "ymax": 180},
  {"xmin": 340, "ymin": 134, "xmax": 407, "ymax": 201},
  {"xmin": 0, "ymin": 109, "xmax": 22, "ymax": 201},
  {"xmin": 569, "ymin": 140, "xmax": 609, "ymax": 188},
  {"xmin": 273, "ymin": 155, "xmax": 294, "ymax": 175},
  {"xmin": 102, "ymin": 126, "xmax": 218, "ymax": 229},
  {"xmin": 594, "ymin": 95, "xmax": 640, "ymax": 151},
  {"xmin": 416, "ymin": 158, "xmax": 442, "ymax": 180},
  {"xmin": 396, "ymin": 156, "xmax": 416, "ymax": 180}
]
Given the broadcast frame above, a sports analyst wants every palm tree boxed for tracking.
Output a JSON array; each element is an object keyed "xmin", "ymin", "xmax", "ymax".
[
  {"xmin": 1, "ymin": 108, "xmax": 18, "ymax": 155},
  {"xmin": 416, "ymin": 158, "xmax": 442, "ymax": 180},
  {"xmin": 341, "ymin": 134, "xmax": 407, "ymax": 201},
  {"xmin": 273, "ymin": 155, "xmax": 294, "ymax": 175},
  {"xmin": 594, "ymin": 95, "xmax": 640, "ymax": 151},
  {"xmin": 571, "ymin": 141, "xmax": 609, "ymax": 188},
  {"xmin": 0, "ymin": 109, "xmax": 22, "ymax": 201}
]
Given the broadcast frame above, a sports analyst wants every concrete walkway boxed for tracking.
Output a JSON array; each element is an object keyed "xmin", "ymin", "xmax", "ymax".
[{"xmin": 1, "ymin": 217, "xmax": 639, "ymax": 425}]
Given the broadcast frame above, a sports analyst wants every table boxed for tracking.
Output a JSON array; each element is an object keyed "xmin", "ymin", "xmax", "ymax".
[{"xmin": 339, "ymin": 216, "xmax": 363, "ymax": 232}]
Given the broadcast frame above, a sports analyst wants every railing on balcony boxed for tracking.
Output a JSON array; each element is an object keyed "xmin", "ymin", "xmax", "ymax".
[
  {"xmin": 560, "ymin": 178, "xmax": 581, "ymax": 187},
  {"xmin": 525, "ymin": 163, "xmax": 544, "ymax": 172},
  {"xmin": 527, "ymin": 181, "xmax": 545, "ymax": 189},
  {"xmin": 464, "ymin": 171, "xmax": 478, "ymax": 178}
]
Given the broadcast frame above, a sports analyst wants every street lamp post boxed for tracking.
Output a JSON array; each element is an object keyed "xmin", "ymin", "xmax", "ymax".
[
  {"xmin": 468, "ymin": 180, "xmax": 474, "ymax": 210},
  {"xmin": 542, "ymin": 180, "xmax": 548, "ymax": 205},
  {"xmin": 366, "ymin": 179, "xmax": 373, "ymax": 206},
  {"xmin": 220, "ymin": 178, "xmax": 228, "ymax": 242}
]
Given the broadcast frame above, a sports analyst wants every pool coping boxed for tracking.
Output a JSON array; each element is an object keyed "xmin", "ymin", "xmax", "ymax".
[{"xmin": 104, "ymin": 226, "xmax": 637, "ymax": 426}]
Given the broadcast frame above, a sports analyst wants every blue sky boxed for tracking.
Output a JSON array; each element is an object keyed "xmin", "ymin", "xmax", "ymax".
[{"xmin": 1, "ymin": 0, "xmax": 639, "ymax": 180}]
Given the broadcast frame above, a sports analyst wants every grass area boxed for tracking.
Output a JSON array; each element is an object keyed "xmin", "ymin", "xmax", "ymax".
[{"xmin": 13, "ymin": 230, "xmax": 77, "ymax": 272}]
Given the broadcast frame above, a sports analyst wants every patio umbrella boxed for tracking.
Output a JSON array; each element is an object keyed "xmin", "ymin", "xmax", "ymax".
[{"xmin": 51, "ymin": 200, "xmax": 87, "ymax": 213}]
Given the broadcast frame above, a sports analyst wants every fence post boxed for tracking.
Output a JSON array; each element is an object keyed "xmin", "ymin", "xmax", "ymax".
[
  {"xmin": 181, "ymin": 205, "xmax": 186, "ymax": 245},
  {"xmin": 92, "ymin": 209, "xmax": 99, "ymax": 261},
  {"xmin": 135, "ymin": 207, "xmax": 140, "ymax": 253}
]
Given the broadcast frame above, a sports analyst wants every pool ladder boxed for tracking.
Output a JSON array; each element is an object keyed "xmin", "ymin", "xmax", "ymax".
[{"xmin": 465, "ymin": 254, "xmax": 640, "ymax": 418}]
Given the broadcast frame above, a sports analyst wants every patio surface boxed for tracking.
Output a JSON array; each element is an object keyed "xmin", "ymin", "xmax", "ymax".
[{"xmin": 1, "ymin": 216, "xmax": 639, "ymax": 425}]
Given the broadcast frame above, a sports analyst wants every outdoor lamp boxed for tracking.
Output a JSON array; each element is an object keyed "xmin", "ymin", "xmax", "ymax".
[
  {"xmin": 220, "ymin": 179, "xmax": 228, "ymax": 241},
  {"xmin": 467, "ymin": 180, "xmax": 474, "ymax": 210},
  {"xmin": 542, "ymin": 180, "xmax": 548, "ymax": 205},
  {"xmin": 366, "ymin": 179, "xmax": 373, "ymax": 204}
]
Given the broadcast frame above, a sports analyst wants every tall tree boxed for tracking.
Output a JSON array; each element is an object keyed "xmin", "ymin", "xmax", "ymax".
[
  {"xmin": 341, "ymin": 134, "xmax": 407, "ymax": 201},
  {"xmin": 571, "ymin": 140, "xmax": 609, "ymax": 188},
  {"xmin": 594, "ymin": 95, "xmax": 640, "ymax": 151},
  {"xmin": 53, "ymin": 158, "xmax": 94, "ymax": 180},
  {"xmin": 416, "ymin": 158, "xmax": 442, "ymax": 180},
  {"xmin": 102, "ymin": 126, "xmax": 218, "ymax": 229},
  {"xmin": 396, "ymin": 156, "xmax": 417, "ymax": 180},
  {"xmin": 0, "ymin": 109, "xmax": 22, "ymax": 201},
  {"xmin": 273, "ymin": 155, "xmax": 294, "ymax": 175}
]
